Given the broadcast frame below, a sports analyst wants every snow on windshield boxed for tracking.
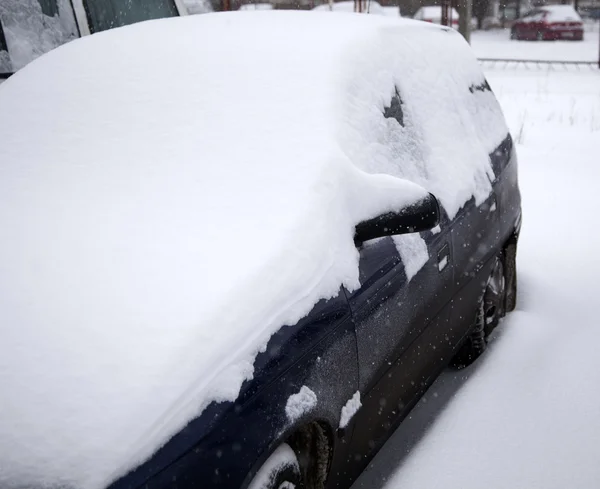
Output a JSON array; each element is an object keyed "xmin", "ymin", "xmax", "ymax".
[
  {"xmin": 0, "ymin": 11, "xmax": 504, "ymax": 489},
  {"xmin": 0, "ymin": 0, "xmax": 77, "ymax": 71},
  {"xmin": 0, "ymin": 50, "xmax": 11, "ymax": 72},
  {"xmin": 338, "ymin": 22, "xmax": 507, "ymax": 218}
]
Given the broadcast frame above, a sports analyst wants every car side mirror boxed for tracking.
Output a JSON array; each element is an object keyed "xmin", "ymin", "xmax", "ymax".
[{"xmin": 354, "ymin": 193, "xmax": 440, "ymax": 247}]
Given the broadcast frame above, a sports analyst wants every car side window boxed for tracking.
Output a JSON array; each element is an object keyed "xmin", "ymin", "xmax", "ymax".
[
  {"xmin": 0, "ymin": 0, "xmax": 78, "ymax": 71},
  {"xmin": 83, "ymin": 0, "xmax": 179, "ymax": 34},
  {"xmin": 526, "ymin": 10, "xmax": 545, "ymax": 21},
  {"xmin": 357, "ymin": 237, "xmax": 401, "ymax": 287},
  {"xmin": 0, "ymin": 19, "xmax": 11, "ymax": 73},
  {"xmin": 38, "ymin": 0, "xmax": 59, "ymax": 17},
  {"xmin": 383, "ymin": 87, "xmax": 404, "ymax": 127}
]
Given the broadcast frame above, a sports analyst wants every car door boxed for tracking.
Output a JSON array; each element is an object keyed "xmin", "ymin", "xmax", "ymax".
[
  {"xmin": 527, "ymin": 10, "xmax": 546, "ymax": 38},
  {"xmin": 344, "ymin": 220, "xmax": 455, "ymax": 464},
  {"xmin": 446, "ymin": 74, "xmax": 512, "ymax": 340}
]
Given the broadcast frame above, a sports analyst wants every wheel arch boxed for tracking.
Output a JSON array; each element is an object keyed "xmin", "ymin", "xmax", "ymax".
[{"xmin": 240, "ymin": 419, "xmax": 335, "ymax": 489}]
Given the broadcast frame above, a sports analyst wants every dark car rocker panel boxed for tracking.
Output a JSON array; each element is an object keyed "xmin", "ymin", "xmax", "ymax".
[{"xmin": 108, "ymin": 126, "xmax": 521, "ymax": 489}]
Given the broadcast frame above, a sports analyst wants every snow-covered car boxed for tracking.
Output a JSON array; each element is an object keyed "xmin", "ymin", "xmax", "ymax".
[
  {"xmin": 0, "ymin": 11, "xmax": 521, "ymax": 489},
  {"xmin": 0, "ymin": 0, "xmax": 188, "ymax": 78},
  {"xmin": 413, "ymin": 5, "xmax": 460, "ymax": 28},
  {"xmin": 382, "ymin": 5, "xmax": 401, "ymax": 17},
  {"xmin": 184, "ymin": 0, "xmax": 214, "ymax": 15},
  {"xmin": 510, "ymin": 5, "xmax": 584, "ymax": 41},
  {"xmin": 312, "ymin": 1, "xmax": 386, "ymax": 15},
  {"xmin": 239, "ymin": 2, "xmax": 274, "ymax": 10}
]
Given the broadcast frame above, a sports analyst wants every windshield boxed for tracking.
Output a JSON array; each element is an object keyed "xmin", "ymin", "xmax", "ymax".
[
  {"xmin": 83, "ymin": 0, "xmax": 179, "ymax": 33},
  {"xmin": 0, "ymin": 19, "xmax": 11, "ymax": 74}
]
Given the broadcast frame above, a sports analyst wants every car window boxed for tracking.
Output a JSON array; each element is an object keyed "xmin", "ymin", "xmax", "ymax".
[
  {"xmin": 523, "ymin": 10, "xmax": 546, "ymax": 22},
  {"xmin": 0, "ymin": 0, "xmax": 78, "ymax": 71},
  {"xmin": 38, "ymin": 0, "xmax": 60, "ymax": 17},
  {"xmin": 0, "ymin": 19, "xmax": 11, "ymax": 73},
  {"xmin": 83, "ymin": 0, "xmax": 179, "ymax": 34},
  {"xmin": 383, "ymin": 87, "xmax": 404, "ymax": 127}
]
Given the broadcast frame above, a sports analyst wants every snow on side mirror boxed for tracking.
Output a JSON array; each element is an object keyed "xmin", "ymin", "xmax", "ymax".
[{"xmin": 354, "ymin": 193, "xmax": 440, "ymax": 247}]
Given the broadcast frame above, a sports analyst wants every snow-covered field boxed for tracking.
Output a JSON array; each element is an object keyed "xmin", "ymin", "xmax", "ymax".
[{"xmin": 353, "ymin": 28, "xmax": 600, "ymax": 489}]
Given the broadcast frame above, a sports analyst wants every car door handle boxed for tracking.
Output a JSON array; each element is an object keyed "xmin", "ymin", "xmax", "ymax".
[{"xmin": 437, "ymin": 244, "xmax": 449, "ymax": 272}]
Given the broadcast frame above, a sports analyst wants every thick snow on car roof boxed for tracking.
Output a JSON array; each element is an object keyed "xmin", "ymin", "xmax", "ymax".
[
  {"xmin": 540, "ymin": 5, "xmax": 582, "ymax": 22},
  {"xmin": 0, "ymin": 11, "xmax": 506, "ymax": 489}
]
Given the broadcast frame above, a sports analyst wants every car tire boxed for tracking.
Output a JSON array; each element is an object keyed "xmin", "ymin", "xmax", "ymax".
[
  {"xmin": 510, "ymin": 28, "xmax": 517, "ymax": 40},
  {"xmin": 451, "ymin": 256, "xmax": 506, "ymax": 369},
  {"xmin": 248, "ymin": 443, "xmax": 304, "ymax": 489},
  {"xmin": 536, "ymin": 30, "xmax": 544, "ymax": 41},
  {"xmin": 482, "ymin": 256, "xmax": 506, "ymax": 337},
  {"xmin": 503, "ymin": 240, "xmax": 518, "ymax": 313}
]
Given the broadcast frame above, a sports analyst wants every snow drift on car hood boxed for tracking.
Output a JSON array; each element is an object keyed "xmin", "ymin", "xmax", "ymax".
[{"xmin": 0, "ymin": 11, "xmax": 507, "ymax": 489}]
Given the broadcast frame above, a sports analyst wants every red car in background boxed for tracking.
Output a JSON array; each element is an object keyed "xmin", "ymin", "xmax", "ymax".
[{"xmin": 511, "ymin": 5, "xmax": 584, "ymax": 41}]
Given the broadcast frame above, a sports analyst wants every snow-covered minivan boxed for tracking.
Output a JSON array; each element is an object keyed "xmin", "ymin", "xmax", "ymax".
[
  {"xmin": 0, "ymin": 0, "xmax": 188, "ymax": 78},
  {"xmin": 0, "ymin": 11, "xmax": 521, "ymax": 489}
]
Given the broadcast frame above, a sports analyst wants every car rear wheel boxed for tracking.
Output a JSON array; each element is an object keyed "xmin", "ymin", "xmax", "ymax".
[
  {"xmin": 503, "ymin": 240, "xmax": 518, "ymax": 313},
  {"xmin": 510, "ymin": 28, "xmax": 517, "ymax": 40},
  {"xmin": 483, "ymin": 257, "xmax": 505, "ymax": 338},
  {"xmin": 536, "ymin": 30, "xmax": 544, "ymax": 41},
  {"xmin": 248, "ymin": 443, "xmax": 304, "ymax": 489},
  {"xmin": 451, "ymin": 256, "xmax": 506, "ymax": 369}
]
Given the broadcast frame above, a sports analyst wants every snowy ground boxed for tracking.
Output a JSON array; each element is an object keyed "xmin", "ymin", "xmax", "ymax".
[{"xmin": 352, "ymin": 28, "xmax": 600, "ymax": 489}]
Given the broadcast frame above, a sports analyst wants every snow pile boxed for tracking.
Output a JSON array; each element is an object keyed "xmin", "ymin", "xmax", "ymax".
[
  {"xmin": 339, "ymin": 391, "xmax": 362, "ymax": 429},
  {"xmin": 0, "ymin": 11, "xmax": 501, "ymax": 489},
  {"xmin": 383, "ymin": 68, "xmax": 600, "ymax": 489},
  {"xmin": 285, "ymin": 387, "xmax": 318, "ymax": 423},
  {"xmin": 247, "ymin": 443, "xmax": 299, "ymax": 489},
  {"xmin": 0, "ymin": 0, "xmax": 77, "ymax": 71}
]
